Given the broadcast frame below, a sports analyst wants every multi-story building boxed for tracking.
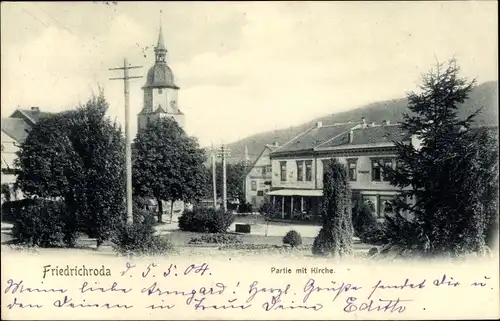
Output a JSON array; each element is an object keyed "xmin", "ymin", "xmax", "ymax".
[
  {"xmin": 268, "ymin": 118, "xmax": 414, "ymax": 220},
  {"xmin": 244, "ymin": 143, "xmax": 280, "ymax": 209}
]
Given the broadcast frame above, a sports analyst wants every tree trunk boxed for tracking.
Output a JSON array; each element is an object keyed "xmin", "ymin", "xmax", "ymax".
[
  {"xmin": 169, "ymin": 200, "xmax": 174, "ymax": 223},
  {"xmin": 157, "ymin": 198, "xmax": 163, "ymax": 223}
]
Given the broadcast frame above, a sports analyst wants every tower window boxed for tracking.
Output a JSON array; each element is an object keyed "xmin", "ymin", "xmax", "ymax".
[{"xmin": 158, "ymin": 88, "xmax": 163, "ymax": 94}]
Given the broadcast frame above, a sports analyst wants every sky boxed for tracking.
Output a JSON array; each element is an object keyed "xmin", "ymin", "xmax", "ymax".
[{"xmin": 1, "ymin": 1, "xmax": 498, "ymax": 147}]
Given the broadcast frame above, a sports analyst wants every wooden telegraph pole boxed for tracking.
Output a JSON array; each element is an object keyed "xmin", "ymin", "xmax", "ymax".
[
  {"xmin": 211, "ymin": 144, "xmax": 217, "ymax": 210},
  {"xmin": 217, "ymin": 144, "xmax": 231, "ymax": 213},
  {"xmin": 109, "ymin": 58, "xmax": 143, "ymax": 224}
]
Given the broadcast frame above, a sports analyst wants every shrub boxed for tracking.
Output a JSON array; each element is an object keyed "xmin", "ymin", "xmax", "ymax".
[
  {"xmin": 178, "ymin": 208, "xmax": 234, "ymax": 233},
  {"xmin": 352, "ymin": 203, "xmax": 378, "ymax": 237},
  {"xmin": 382, "ymin": 214, "xmax": 430, "ymax": 252},
  {"xmin": 12, "ymin": 199, "xmax": 77, "ymax": 247},
  {"xmin": 359, "ymin": 223, "xmax": 387, "ymax": 245},
  {"xmin": 1, "ymin": 199, "xmax": 37, "ymax": 223},
  {"xmin": 259, "ymin": 201, "xmax": 281, "ymax": 218},
  {"xmin": 283, "ymin": 230, "xmax": 302, "ymax": 248},
  {"xmin": 238, "ymin": 202, "xmax": 254, "ymax": 213},
  {"xmin": 188, "ymin": 233, "xmax": 242, "ymax": 245},
  {"xmin": 111, "ymin": 211, "xmax": 173, "ymax": 256},
  {"xmin": 312, "ymin": 228, "xmax": 335, "ymax": 256}
]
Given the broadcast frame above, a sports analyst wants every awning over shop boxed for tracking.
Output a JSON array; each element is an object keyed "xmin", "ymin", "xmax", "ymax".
[{"xmin": 267, "ymin": 189, "xmax": 323, "ymax": 197}]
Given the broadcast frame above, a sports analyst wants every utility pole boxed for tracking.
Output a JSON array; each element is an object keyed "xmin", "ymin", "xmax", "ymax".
[
  {"xmin": 109, "ymin": 58, "xmax": 143, "ymax": 224},
  {"xmin": 211, "ymin": 144, "xmax": 217, "ymax": 210},
  {"xmin": 217, "ymin": 144, "xmax": 231, "ymax": 213}
]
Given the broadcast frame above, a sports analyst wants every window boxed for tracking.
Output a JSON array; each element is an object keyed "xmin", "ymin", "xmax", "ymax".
[
  {"xmin": 347, "ymin": 159, "xmax": 357, "ymax": 181},
  {"xmin": 382, "ymin": 159, "xmax": 393, "ymax": 182},
  {"xmin": 251, "ymin": 181, "xmax": 257, "ymax": 191},
  {"xmin": 158, "ymin": 88, "xmax": 163, "ymax": 94},
  {"xmin": 251, "ymin": 197, "xmax": 257, "ymax": 207},
  {"xmin": 371, "ymin": 160, "xmax": 381, "ymax": 181},
  {"xmin": 280, "ymin": 161, "xmax": 287, "ymax": 181},
  {"xmin": 362, "ymin": 195, "xmax": 378, "ymax": 217},
  {"xmin": 257, "ymin": 191, "xmax": 264, "ymax": 196},
  {"xmin": 305, "ymin": 160, "xmax": 313, "ymax": 181},
  {"xmin": 322, "ymin": 159, "xmax": 332, "ymax": 178},
  {"xmin": 296, "ymin": 161, "xmax": 304, "ymax": 181},
  {"xmin": 1, "ymin": 168, "xmax": 17, "ymax": 175},
  {"xmin": 382, "ymin": 201, "xmax": 393, "ymax": 215}
]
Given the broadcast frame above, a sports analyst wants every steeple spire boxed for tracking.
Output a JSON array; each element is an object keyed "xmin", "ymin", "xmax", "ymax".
[{"xmin": 155, "ymin": 10, "xmax": 167, "ymax": 62}]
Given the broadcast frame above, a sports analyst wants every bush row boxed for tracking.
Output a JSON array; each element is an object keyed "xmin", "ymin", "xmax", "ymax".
[
  {"xmin": 7, "ymin": 198, "xmax": 174, "ymax": 255},
  {"xmin": 178, "ymin": 208, "xmax": 234, "ymax": 233},
  {"xmin": 188, "ymin": 233, "xmax": 242, "ymax": 245}
]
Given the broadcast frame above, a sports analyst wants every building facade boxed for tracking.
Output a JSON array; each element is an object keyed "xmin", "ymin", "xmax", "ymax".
[
  {"xmin": 268, "ymin": 119, "xmax": 413, "ymax": 220},
  {"xmin": 137, "ymin": 22, "xmax": 185, "ymax": 131},
  {"xmin": 1, "ymin": 107, "xmax": 50, "ymax": 203},
  {"xmin": 244, "ymin": 143, "xmax": 279, "ymax": 209}
]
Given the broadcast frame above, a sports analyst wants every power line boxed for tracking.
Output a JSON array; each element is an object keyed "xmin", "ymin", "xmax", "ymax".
[
  {"xmin": 37, "ymin": 6, "xmax": 82, "ymax": 41},
  {"xmin": 22, "ymin": 8, "xmax": 48, "ymax": 27}
]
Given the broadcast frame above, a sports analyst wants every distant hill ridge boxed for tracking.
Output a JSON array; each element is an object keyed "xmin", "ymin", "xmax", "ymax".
[{"xmin": 218, "ymin": 80, "xmax": 498, "ymax": 163}]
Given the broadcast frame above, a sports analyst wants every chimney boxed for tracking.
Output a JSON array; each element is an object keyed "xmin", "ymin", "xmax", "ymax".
[
  {"xmin": 348, "ymin": 129, "xmax": 354, "ymax": 143},
  {"xmin": 382, "ymin": 120, "xmax": 390, "ymax": 126},
  {"xmin": 371, "ymin": 121, "xmax": 376, "ymax": 127},
  {"xmin": 274, "ymin": 141, "xmax": 279, "ymax": 147},
  {"xmin": 316, "ymin": 121, "xmax": 322, "ymax": 128},
  {"xmin": 361, "ymin": 117, "xmax": 367, "ymax": 128}
]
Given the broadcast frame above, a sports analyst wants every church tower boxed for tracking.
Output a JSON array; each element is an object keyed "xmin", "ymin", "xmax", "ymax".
[{"xmin": 138, "ymin": 15, "xmax": 185, "ymax": 131}]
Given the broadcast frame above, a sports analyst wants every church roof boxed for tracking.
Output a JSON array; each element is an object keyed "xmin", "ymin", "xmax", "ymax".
[
  {"xmin": 143, "ymin": 63, "xmax": 179, "ymax": 89},
  {"xmin": 156, "ymin": 26, "xmax": 167, "ymax": 52}
]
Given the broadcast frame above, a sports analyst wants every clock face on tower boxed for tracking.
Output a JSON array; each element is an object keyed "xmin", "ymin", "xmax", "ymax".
[{"xmin": 170, "ymin": 100, "xmax": 177, "ymax": 110}]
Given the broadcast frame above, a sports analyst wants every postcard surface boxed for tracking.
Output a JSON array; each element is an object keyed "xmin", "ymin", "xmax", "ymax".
[{"xmin": 1, "ymin": 1, "xmax": 498, "ymax": 320}]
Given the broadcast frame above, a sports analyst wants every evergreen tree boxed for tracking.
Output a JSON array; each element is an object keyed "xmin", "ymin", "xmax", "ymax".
[
  {"xmin": 312, "ymin": 158, "xmax": 353, "ymax": 256},
  {"xmin": 385, "ymin": 59, "xmax": 498, "ymax": 256}
]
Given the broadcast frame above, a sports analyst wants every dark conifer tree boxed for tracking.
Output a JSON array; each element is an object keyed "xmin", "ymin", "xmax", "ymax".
[
  {"xmin": 385, "ymin": 59, "xmax": 498, "ymax": 256},
  {"xmin": 312, "ymin": 158, "xmax": 353, "ymax": 256}
]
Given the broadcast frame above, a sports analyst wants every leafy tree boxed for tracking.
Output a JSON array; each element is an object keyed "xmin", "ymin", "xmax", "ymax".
[
  {"xmin": 68, "ymin": 94, "xmax": 126, "ymax": 245},
  {"xmin": 16, "ymin": 91, "xmax": 126, "ymax": 246},
  {"xmin": 312, "ymin": 158, "xmax": 353, "ymax": 256},
  {"xmin": 133, "ymin": 117, "xmax": 208, "ymax": 223},
  {"xmin": 385, "ymin": 59, "xmax": 498, "ymax": 256},
  {"xmin": 203, "ymin": 161, "xmax": 246, "ymax": 201}
]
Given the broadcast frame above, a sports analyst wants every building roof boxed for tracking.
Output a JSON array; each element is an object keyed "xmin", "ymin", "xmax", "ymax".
[
  {"xmin": 10, "ymin": 108, "xmax": 51, "ymax": 125},
  {"xmin": 317, "ymin": 123, "xmax": 410, "ymax": 149},
  {"xmin": 143, "ymin": 63, "xmax": 178, "ymax": 89},
  {"xmin": 1, "ymin": 117, "xmax": 32, "ymax": 143},
  {"xmin": 156, "ymin": 25, "xmax": 167, "ymax": 52},
  {"xmin": 265, "ymin": 143, "xmax": 280, "ymax": 151},
  {"xmin": 273, "ymin": 122, "xmax": 360, "ymax": 154}
]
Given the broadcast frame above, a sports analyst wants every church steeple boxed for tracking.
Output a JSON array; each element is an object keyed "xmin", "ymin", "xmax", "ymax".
[
  {"xmin": 138, "ymin": 10, "xmax": 185, "ymax": 131},
  {"xmin": 155, "ymin": 11, "xmax": 167, "ymax": 63}
]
